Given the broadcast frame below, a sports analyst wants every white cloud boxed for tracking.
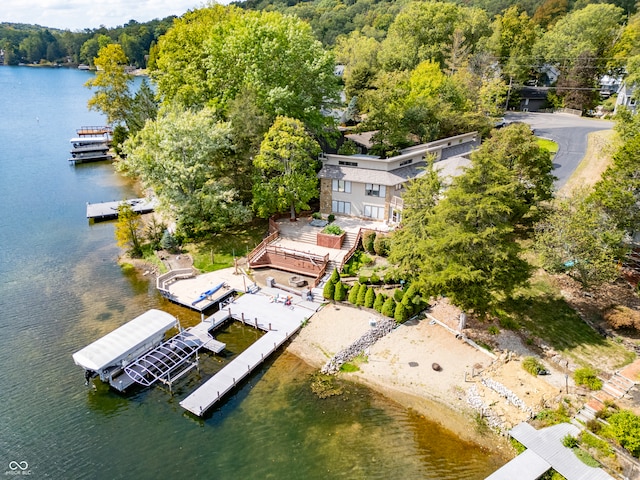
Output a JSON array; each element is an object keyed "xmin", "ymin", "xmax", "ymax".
[{"xmin": 1, "ymin": 0, "xmax": 212, "ymax": 31}]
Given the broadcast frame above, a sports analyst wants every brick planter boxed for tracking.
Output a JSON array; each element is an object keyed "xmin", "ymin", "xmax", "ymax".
[{"xmin": 317, "ymin": 232, "xmax": 345, "ymax": 249}]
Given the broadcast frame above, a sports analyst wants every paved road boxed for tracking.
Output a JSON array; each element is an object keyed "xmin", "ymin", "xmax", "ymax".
[{"xmin": 504, "ymin": 112, "xmax": 614, "ymax": 189}]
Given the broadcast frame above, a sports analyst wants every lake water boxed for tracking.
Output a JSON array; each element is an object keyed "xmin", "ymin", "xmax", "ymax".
[{"xmin": 0, "ymin": 66, "xmax": 505, "ymax": 479}]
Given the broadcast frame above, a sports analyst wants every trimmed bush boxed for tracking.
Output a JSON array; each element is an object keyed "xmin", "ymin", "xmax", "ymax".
[
  {"xmin": 369, "ymin": 273, "xmax": 380, "ymax": 284},
  {"xmin": 373, "ymin": 293, "xmax": 385, "ymax": 312},
  {"xmin": 574, "ymin": 367, "xmax": 603, "ymax": 391},
  {"xmin": 394, "ymin": 302, "xmax": 410, "ymax": 322},
  {"xmin": 328, "ymin": 214, "xmax": 335, "ymax": 223},
  {"xmin": 363, "ymin": 230, "xmax": 376, "ymax": 254},
  {"xmin": 348, "ymin": 282, "xmax": 361, "ymax": 304},
  {"xmin": 401, "ymin": 284, "xmax": 420, "ymax": 315},
  {"xmin": 381, "ymin": 297, "xmax": 396, "ymax": 317},
  {"xmin": 393, "ymin": 288, "xmax": 404, "ymax": 303},
  {"xmin": 330, "ymin": 268, "xmax": 340, "ymax": 284},
  {"xmin": 356, "ymin": 283, "xmax": 367, "ymax": 306},
  {"xmin": 323, "ymin": 280, "xmax": 335, "ymax": 300},
  {"xmin": 364, "ymin": 287, "xmax": 375, "ymax": 308},
  {"xmin": 334, "ymin": 282, "xmax": 347, "ymax": 301},
  {"xmin": 358, "ymin": 275, "xmax": 369, "ymax": 284}
]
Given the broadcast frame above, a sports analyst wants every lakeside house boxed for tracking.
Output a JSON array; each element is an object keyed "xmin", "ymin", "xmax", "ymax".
[
  {"xmin": 615, "ymin": 83, "xmax": 638, "ymax": 115},
  {"xmin": 317, "ymin": 131, "xmax": 479, "ymax": 225}
]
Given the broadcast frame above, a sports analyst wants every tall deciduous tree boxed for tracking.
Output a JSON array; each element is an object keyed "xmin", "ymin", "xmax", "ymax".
[
  {"xmin": 535, "ymin": 190, "xmax": 625, "ymax": 289},
  {"xmin": 85, "ymin": 43, "xmax": 133, "ymax": 126},
  {"xmin": 152, "ymin": 5, "xmax": 338, "ymax": 133},
  {"xmin": 115, "ymin": 202, "xmax": 143, "ymax": 257},
  {"xmin": 119, "ymin": 107, "xmax": 251, "ymax": 236},
  {"xmin": 253, "ymin": 116, "xmax": 321, "ymax": 221}
]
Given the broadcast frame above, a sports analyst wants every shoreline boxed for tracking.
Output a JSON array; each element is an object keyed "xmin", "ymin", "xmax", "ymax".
[{"xmin": 285, "ymin": 302, "xmax": 514, "ymax": 453}]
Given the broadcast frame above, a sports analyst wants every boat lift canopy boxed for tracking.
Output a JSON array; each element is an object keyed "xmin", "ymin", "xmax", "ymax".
[
  {"xmin": 72, "ymin": 309, "xmax": 178, "ymax": 374},
  {"xmin": 123, "ymin": 331, "xmax": 205, "ymax": 387}
]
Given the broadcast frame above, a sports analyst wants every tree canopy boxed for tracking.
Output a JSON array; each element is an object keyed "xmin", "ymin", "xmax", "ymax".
[{"xmin": 252, "ymin": 116, "xmax": 321, "ymax": 220}]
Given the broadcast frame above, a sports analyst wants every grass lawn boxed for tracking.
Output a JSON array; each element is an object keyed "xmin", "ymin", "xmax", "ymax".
[
  {"xmin": 536, "ymin": 137, "xmax": 559, "ymax": 155},
  {"xmin": 186, "ymin": 218, "xmax": 269, "ymax": 272},
  {"xmin": 496, "ymin": 272, "xmax": 636, "ymax": 370}
]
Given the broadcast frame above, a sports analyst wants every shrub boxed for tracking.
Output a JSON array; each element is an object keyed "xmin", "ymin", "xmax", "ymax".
[
  {"xmin": 312, "ymin": 212, "xmax": 322, "ymax": 219},
  {"xmin": 499, "ymin": 315, "xmax": 520, "ymax": 330},
  {"xmin": 363, "ymin": 230, "xmax": 376, "ymax": 253},
  {"xmin": 562, "ymin": 434, "xmax": 579, "ymax": 448},
  {"xmin": 585, "ymin": 419, "xmax": 602, "ymax": 434},
  {"xmin": 394, "ymin": 302, "xmax": 410, "ymax": 322},
  {"xmin": 580, "ymin": 431, "xmax": 613, "ymax": 456},
  {"xmin": 160, "ymin": 230, "xmax": 180, "ymax": 253},
  {"xmin": 348, "ymin": 282, "xmax": 361, "ymax": 304},
  {"xmin": 356, "ymin": 283, "xmax": 367, "ymax": 306},
  {"xmin": 604, "ymin": 305, "xmax": 640, "ymax": 331},
  {"xmin": 369, "ymin": 273, "xmax": 380, "ymax": 284},
  {"xmin": 323, "ymin": 280, "xmax": 335, "ymax": 300},
  {"xmin": 373, "ymin": 293, "xmax": 385, "ymax": 312},
  {"xmin": 523, "ymin": 356, "xmax": 546, "ymax": 376},
  {"xmin": 373, "ymin": 234, "xmax": 390, "ymax": 256},
  {"xmin": 574, "ymin": 367, "xmax": 603, "ymax": 391},
  {"xmin": 604, "ymin": 410, "xmax": 640, "ymax": 457},
  {"xmin": 323, "ymin": 224, "xmax": 344, "ymax": 235},
  {"xmin": 383, "ymin": 272, "xmax": 395, "ymax": 284},
  {"xmin": 535, "ymin": 405, "xmax": 570, "ymax": 427},
  {"xmin": 328, "ymin": 213, "xmax": 335, "ymax": 223},
  {"xmin": 364, "ymin": 287, "xmax": 375, "ymax": 308},
  {"xmin": 334, "ymin": 282, "xmax": 347, "ymax": 301},
  {"xmin": 488, "ymin": 325, "xmax": 500, "ymax": 335},
  {"xmin": 381, "ymin": 297, "xmax": 396, "ymax": 317},
  {"xmin": 393, "ymin": 288, "xmax": 404, "ymax": 302},
  {"xmin": 359, "ymin": 275, "xmax": 369, "ymax": 284},
  {"xmin": 330, "ymin": 268, "xmax": 340, "ymax": 284},
  {"xmin": 401, "ymin": 284, "xmax": 419, "ymax": 315}
]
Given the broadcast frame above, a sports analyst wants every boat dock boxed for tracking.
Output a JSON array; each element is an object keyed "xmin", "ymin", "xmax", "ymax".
[
  {"xmin": 86, "ymin": 198, "xmax": 157, "ymax": 221},
  {"xmin": 180, "ymin": 292, "xmax": 317, "ymax": 416}
]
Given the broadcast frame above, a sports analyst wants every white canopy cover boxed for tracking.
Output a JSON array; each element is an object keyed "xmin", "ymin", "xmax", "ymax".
[{"xmin": 72, "ymin": 309, "xmax": 178, "ymax": 373}]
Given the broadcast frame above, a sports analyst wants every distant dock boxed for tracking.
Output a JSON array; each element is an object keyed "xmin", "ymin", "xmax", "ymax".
[
  {"xmin": 86, "ymin": 198, "xmax": 157, "ymax": 221},
  {"xmin": 180, "ymin": 292, "xmax": 316, "ymax": 417}
]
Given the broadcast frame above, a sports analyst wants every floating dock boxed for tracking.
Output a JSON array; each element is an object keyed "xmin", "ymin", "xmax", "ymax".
[
  {"xmin": 180, "ymin": 292, "xmax": 316, "ymax": 416},
  {"xmin": 86, "ymin": 198, "xmax": 157, "ymax": 221}
]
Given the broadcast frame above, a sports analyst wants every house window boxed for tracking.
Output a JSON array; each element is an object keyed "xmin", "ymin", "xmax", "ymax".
[
  {"xmin": 365, "ymin": 183, "xmax": 385, "ymax": 197},
  {"xmin": 338, "ymin": 160, "xmax": 358, "ymax": 167},
  {"xmin": 332, "ymin": 180, "xmax": 351, "ymax": 193},
  {"xmin": 332, "ymin": 200, "xmax": 351, "ymax": 215},
  {"xmin": 364, "ymin": 205, "xmax": 384, "ymax": 220},
  {"xmin": 391, "ymin": 209, "xmax": 402, "ymax": 223}
]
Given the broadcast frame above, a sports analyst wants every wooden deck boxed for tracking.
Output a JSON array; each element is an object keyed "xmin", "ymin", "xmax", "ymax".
[
  {"xmin": 180, "ymin": 292, "xmax": 317, "ymax": 416},
  {"xmin": 86, "ymin": 198, "xmax": 157, "ymax": 221}
]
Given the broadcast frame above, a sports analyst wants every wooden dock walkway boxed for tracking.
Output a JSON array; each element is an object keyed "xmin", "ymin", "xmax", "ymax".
[
  {"xmin": 180, "ymin": 292, "xmax": 316, "ymax": 416},
  {"xmin": 86, "ymin": 198, "xmax": 157, "ymax": 221}
]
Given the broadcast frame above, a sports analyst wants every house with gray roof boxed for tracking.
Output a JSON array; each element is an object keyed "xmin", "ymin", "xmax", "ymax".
[{"xmin": 317, "ymin": 131, "xmax": 479, "ymax": 225}]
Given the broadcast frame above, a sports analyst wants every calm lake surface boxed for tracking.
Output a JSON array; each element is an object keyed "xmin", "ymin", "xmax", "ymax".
[{"xmin": 0, "ymin": 66, "xmax": 505, "ymax": 479}]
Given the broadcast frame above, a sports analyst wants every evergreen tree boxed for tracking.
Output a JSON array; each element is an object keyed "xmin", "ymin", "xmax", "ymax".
[
  {"xmin": 381, "ymin": 297, "xmax": 396, "ymax": 317},
  {"xmin": 356, "ymin": 284, "xmax": 367, "ymax": 306},
  {"xmin": 373, "ymin": 293, "xmax": 385, "ymax": 312},
  {"xmin": 348, "ymin": 282, "xmax": 361, "ymax": 304},
  {"xmin": 323, "ymin": 280, "xmax": 336, "ymax": 300},
  {"xmin": 364, "ymin": 287, "xmax": 375, "ymax": 308},
  {"xmin": 394, "ymin": 302, "xmax": 410, "ymax": 323},
  {"xmin": 334, "ymin": 282, "xmax": 347, "ymax": 301}
]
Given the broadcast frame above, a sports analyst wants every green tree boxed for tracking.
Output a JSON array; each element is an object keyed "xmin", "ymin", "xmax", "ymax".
[
  {"xmin": 591, "ymin": 134, "xmax": 640, "ymax": 232},
  {"xmin": 85, "ymin": 44, "xmax": 133, "ymax": 126},
  {"xmin": 334, "ymin": 281, "xmax": 348, "ymax": 302},
  {"xmin": 125, "ymin": 78, "xmax": 158, "ymax": 136},
  {"xmin": 323, "ymin": 280, "xmax": 336, "ymax": 300},
  {"xmin": 115, "ymin": 202, "xmax": 143, "ymax": 257},
  {"xmin": 535, "ymin": 190, "xmax": 626, "ymax": 289},
  {"xmin": 394, "ymin": 301, "xmax": 410, "ymax": 322},
  {"xmin": 605, "ymin": 410, "xmax": 640, "ymax": 457},
  {"xmin": 119, "ymin": 106, "xmax": 251, "ymax": 236},
  {"xmin": 381, "ymin": 297, "xmax": 396, "ymax": 317},
  {"xmin": 373, "ymin": 292, "xmax": 385, "ymax": 312},
  {"xmin": 364, "ymin": 287, "xmax": 375, "ymax": 308},
  {"xmin": 152, "ymin": 5, "xmax": 338, "ymax": 132},
  {"xmin": 356, "ymin": 284, "xmax": 367, "ymax": 306},
  {"xmin": 253, "ymin": 116, "xmax": 321, "ymax": 221},
  {"xmin": 348, "ymin": 282, "xmax": 361, "ymax": 304}
]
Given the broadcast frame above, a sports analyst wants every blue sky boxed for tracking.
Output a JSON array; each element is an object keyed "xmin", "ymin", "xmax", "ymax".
[{"xmin": 1, "ymin": 0, "xmax": 220, "ymax": 31}]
